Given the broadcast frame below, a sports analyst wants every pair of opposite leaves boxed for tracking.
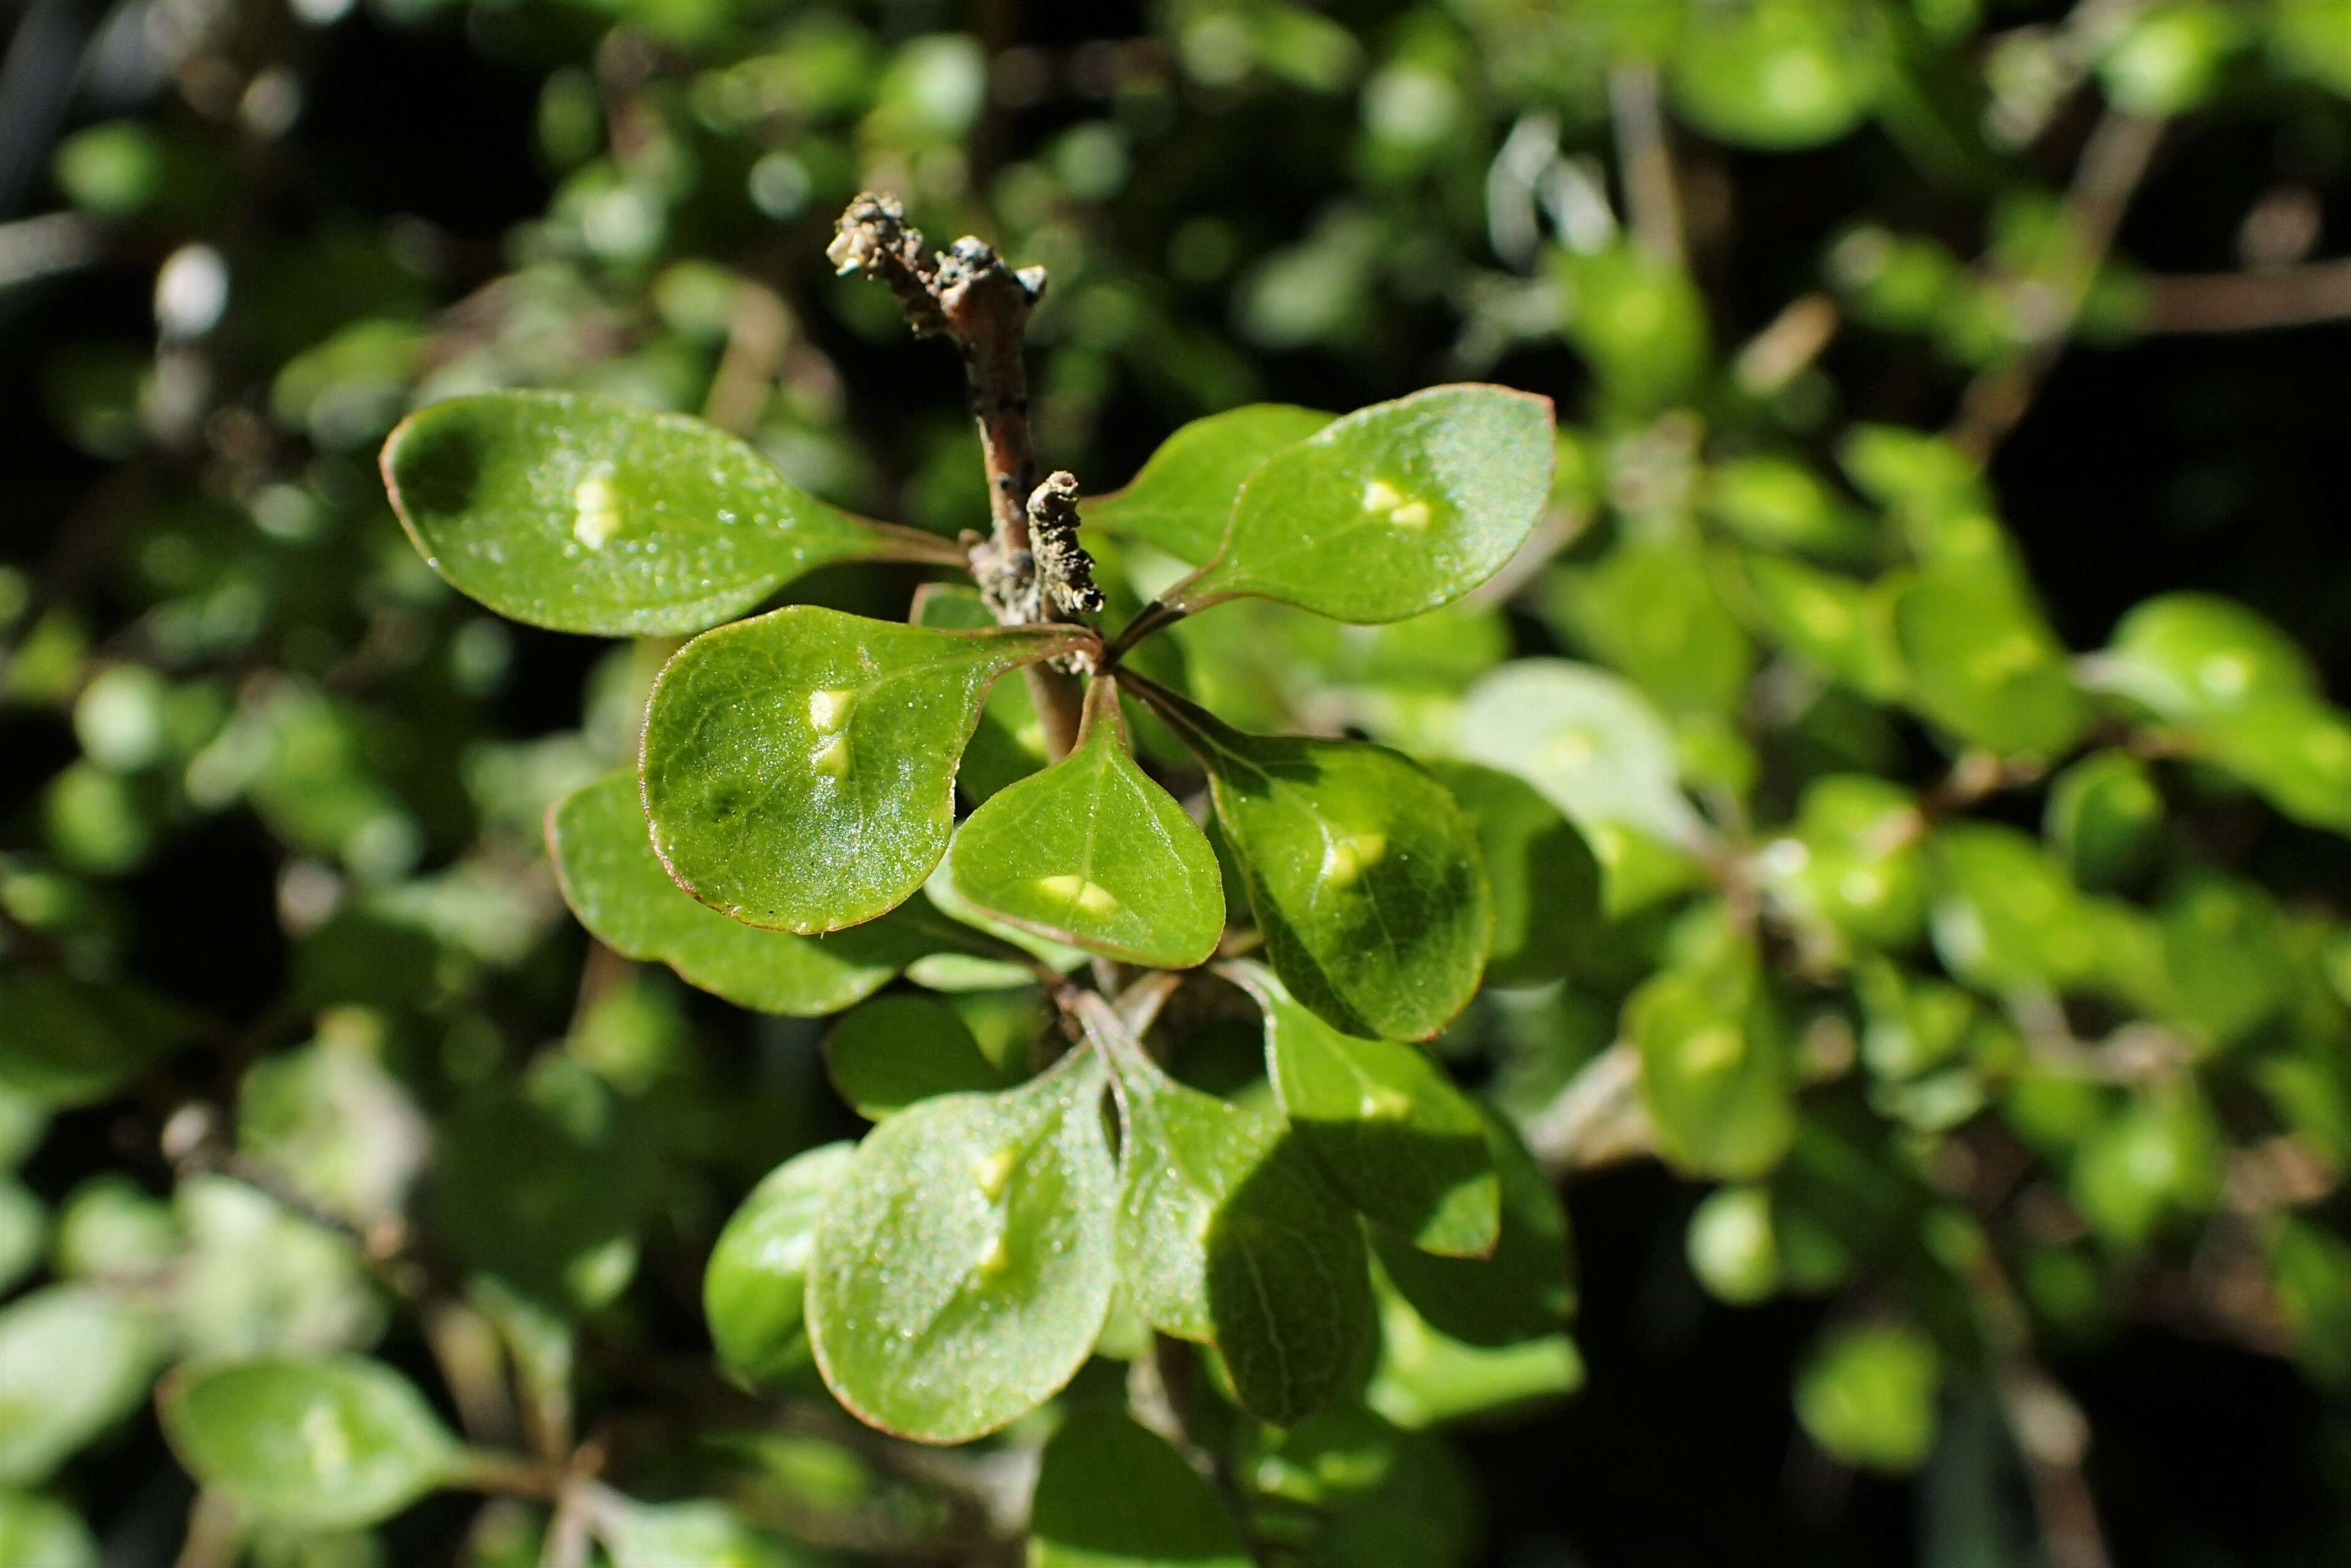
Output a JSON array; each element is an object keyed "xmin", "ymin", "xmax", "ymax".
[
  {"xmin": 708, "ymin": 973, "xmax": 1571, "ymax": 1444},
  {"xmin": 386, "ymin": 384, "xmax": 1555, "ymax": 1040}
]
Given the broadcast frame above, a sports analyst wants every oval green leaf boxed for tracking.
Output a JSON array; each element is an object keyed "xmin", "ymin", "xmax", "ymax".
[
  {"xmin": 1085, "ymin": 403, "xmax": 1335, "ymax": 567},
  {"xmin": 550, "ymin": 771, "xmax": 967, "ymax": 1015},
  {"xmin": 1371, "ymin": 1109, "xmax": 1575, "ymax": 1346},
  {"xmin": 1426, "ymin": 761, "xmax": 1600, "ymax": 988},
  {"xmin": 0, "ymin": 1489, "xmax": 100, "ymax": 1568},
  {"xmin": 704, "ymin": 1142, "xmax": 855, "ymax": 1391},
  {"xmin": 1030, "ymin": 1408, "xmax": 1253, "ymax": 1568},
  {"xmin": 641, "ymin": 606, "xmax": 1089, "ymax": 934},
  {"xmin": 805, "ymin": 1053, "xmax": 1116, "ymax": 1444},
  {"xmin": 1627, "ymin": 951, "xmax": 1798, "ymax": 1181},
  {"xmin": 1081, "ymin": 997, "xmax": 1371, "ymax": 1426},
  {"xmin": 1138, "ymin": 681, "xmax": 1489, "ymax": 1042},
  {"xmin": 160, "ymin": 1356, "xmax": 459, "ymax": 1531},
  {"xmin": 0, "ymin": 1287, "xmax": 163, "ymax": 1484},
  {"xmin": 1166, "ymin": 386, "xmax": 1555, "ymax": 625},
  {"xmin": 382, "ymin": 390, "xmax": 955, "ymax": 635},
  {"xmin": 824, "ymin": 996, "xmax": 1009, "ymax": 1121},
  {"xmin": 1225, "ymin": 961, "xmax": 1499, "ymax": 1258},
  {"xmin": 950, "ymin": 678, "xmax": 1224, "ymax": 969}
]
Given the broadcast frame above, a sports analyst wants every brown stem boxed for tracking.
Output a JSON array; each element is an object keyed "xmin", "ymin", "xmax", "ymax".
[
  {"xmin": 1949, "ymin": 110, "xmax": 2164, "ymax": 460},
  {"xmin": 1609, "ymin": 62, "xmax": 1685, "ymax": 270},
  {"xmin": 2144, "ymin": 256, "xmax": 2351, "ymax": 333}
]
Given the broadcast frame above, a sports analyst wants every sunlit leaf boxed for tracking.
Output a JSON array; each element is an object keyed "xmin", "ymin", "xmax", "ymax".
[
  {"xmin": 1226, "ymin": 960, "xmax": 1498, "ymax": 1257},
  {"xmin": 382, "ymin": 391, "xmax": 955, "ymax": 635},
  {"xmin": 806, "ymin": 1053, "xmax": 1116, "ymax": 1443},
  {"xmin": 1793, "ymin": 1323, "xmax": 1940, "ymax": 1474},
  {"xmin": 1139, "ymin": 681, "xmax": 1489, "ymax": 1041},
  {"xmin": 1163, "ymin": 386, "xmax": 1554, "ymax": 625},
  {"xmin": 705, "ymin": 1143, "xmax": 855, "ymax": 1392},
  {"xmin": 1627, "ymin": 945, "xmax": 1798, "ymax": 1180},
  {"xmin": 641, "ymin": 606, "xmax": 1089, "ymax": 933},
  {"xmin": 1084, "ymin": 1000, "xmax": 1371, "ymax": 1426},
  {"xmin": 160, "ymin": 1356, "xmax": 459, "ymax": 1530},
  {"xmin": 0, "ymin": 1287, "xmax": 163, "ymax": 1484},
  {"xmin": 949, "ymin": 678, "xmax": 1224, "ymax": 968},
  {"xmin": 1030, "ymin": 1408, "xmax": 1252, "ymax": 1568},
  {"xmin": 1087, "ymin": 404, "xmax": 1335, "ymax": 566}
]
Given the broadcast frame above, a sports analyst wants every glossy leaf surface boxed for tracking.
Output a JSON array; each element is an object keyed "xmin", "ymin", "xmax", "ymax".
[
  {"xmin": 1029, "ymin": 1408, "xmax": 1252, "ymax": 1568},
  {"xmin": 1167, "ymin": 386, "xmax": 1554, "ymax": 624},
  {"xmin": 704, "ymin": 1142, "xmax": 855, "ymax": 1391},
  {"xmin": 1227, "ymin": 961, "xmax": 1499, "ymax": 1257},
  {"xmin": 550, "ymin": 772, "xmax": 960, "ymax": 1014},
  {"xmin": 384, "ymin": 391, "xmax": 948, "ymax": 635},
  {"xmin": 1143, "ymin": 683, "xmax": 1489, "ymax": 1041},
  {"xmin": 641, "ymin": 607, "xmax": 1087, "ymax": 933},
  {"xmin": 1086, "ymin": 403, "xmax": 1334, "ymax": 566},
  {"xmin": 806, "ymin": 1054, "xmax": 1116, "ymax": 1443},
  {"xmin": 1084, "ymin": 999, "xmax": 1371, "ymax": 1426},
  {"xmin": 160, "ymin": 1356, "xmax": 459, "ymax": 1529},
  {"xmin": 950, "ymin": 678, "xmax": 1224, "ymax": 968}
]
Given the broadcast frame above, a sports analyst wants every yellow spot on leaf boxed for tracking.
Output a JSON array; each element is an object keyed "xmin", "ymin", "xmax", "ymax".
[
  {"xmin": 1361, "ymin": 477, "xmax": 1434, "ymax": 530},
  {"xmin": 975, "ymin": 1146, "xmax": 1018, "ymax": 1200},
  {"xmin": 1681, "ymin": 1025, "xmax": 1745, "ymax": 1076},
  {"xmin": 572, "ymin": 472, "xmax": 621, "ymax": 550},
  {"xmin": 1036, "ymin": 874, "xmax": 1121, "ymax": 918},
  {"xmin": 808, "ymin": 688, "xmax": 855, "ymax": 731},
  {"xmin": 810, "ymin": 733, "xmax": 850, "ymax": 776},
  {"xmin": 1358, "ymin": 1086, "xmax": 1413, "ymax": 1121},
  {"xmin": 974, "ymin": 1230, "xmax": 1011, "ymax": 1277},
  {"xmin": 1320, "ymin": 831, "xmax": 1387, "ymax": 887}
]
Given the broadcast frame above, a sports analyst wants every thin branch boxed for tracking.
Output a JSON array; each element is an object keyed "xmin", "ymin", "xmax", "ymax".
[
  {"xmin": 1609, "ymin": 62, "xmax": 1685, "ymax": 270},
  {"xmin": 1949, "ymin": 110, "xmax": 2164, "ymax": 459},
  {"xmin": 1733, "ymin": 293, "xmax": 1841, "ymax": 396},
  {"xmin": 1521, "ymin": 1041, "xmax": 1652, "ymax": 1176},
  {"xmin": 2143, "ymin": 256, "xmax": 2351, "ymax": 333}
]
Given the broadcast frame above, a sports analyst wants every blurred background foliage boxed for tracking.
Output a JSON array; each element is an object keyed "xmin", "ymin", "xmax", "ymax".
[{"xmin": 4, "ymin": 0, "xmax": 2351, "ymax": 1563}]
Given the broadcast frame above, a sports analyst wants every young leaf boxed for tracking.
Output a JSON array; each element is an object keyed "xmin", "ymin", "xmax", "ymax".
[
  {"xmin": 824, "ymin": 996, "xmax": 1009, "ymax": 1120},
  {"xmin": 1085, "ymin": 403, "xmax": 1335, "ymax": 566},
  {"xmin": 1224, "ymin": 960, "xmax": 1499, "ymax": 1258},
  {"xmin": 1426, "ymin": 761, "xmax": 1600, "ymax": 988},
  {"xmin": 159, "ymin": 1356, "xmax": 459, "ymax": 1530},
  {"xmin": 1162, "ymin": 386, "xmax": 1555, "ymax": 625},
  {"xmin": 1137, "ymin": 680, "xmax": 1489, "ymax": 1041},
  {"xmin": 1079, "ymin": 996, "xmax": 1371, "ymax": 1426},
  {"xmin": 1371, "ymin": 1110, "xmax": 1575, "ymax": 1346},
  {"xmin": 549, "ymin": 772, "xmax": 971, "ymax": 1015},
  {"xmin": 640, "ymin": 606, "xmax": 1089, "ymax": 934},
  {"xmin": 805, "ymin": 1052, "xmax": 1116, "ymax": 1444},
  {"xmin": 382, "ymin": 391, "xmax": 955, "ymax": 635},
  {"xmin": 1030, "ymin": 1408, "xmax": 1253, "ymax": 1568},
  {"xmin": 949, "ymin": 677, "xmax": 1224, "ymax": 969},
  {"xmin": 1793, "ymin": 1323, "xmax": 1941, "ymax": 1474},
  {"xmin": 704, "ymin": 1142, "xmax": 855, "ymax": 1391},
  {"xmin": 0, "ymin": 1287, "xmax": 163, "ymax": 1484}
]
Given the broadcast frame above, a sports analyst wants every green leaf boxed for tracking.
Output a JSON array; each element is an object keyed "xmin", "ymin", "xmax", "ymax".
[
  {"xmin": 1029, "ymin": 1408, "xmax": 1253, "ymax": 1568},
  {"xmin": 806, "ymin": 1052, "xmax": 1116, "ymax": 1443},
  {"xmin": 705, "ymin": 1142, "xmax": 855, "ymax": 1392},
  {"xmin": 1363, "ymin": 1269, "xmax": 1583, "ymax": 1429},
  {"xmin": 1670, "ymin": 0, "xmax": 1877, "ymax": 149},
  {"xmin": 1756, "ymin": 776, "xmax": 1929, "ymax": 952},
  {"xmin": 910, "ymin": 583, "xmax": 1049, "ymax": 802},
  {"xmin": 0, "ymin": 1182, "xmax": 42, "ymax": 1296},
  {"xmin": 235, "ymin": 1029, "xmax": 427, "ymax": 1231},
  {"xmin": 1541, "ymin": 542, "xmax": 1752, "ymax": 716},
  {"xmin": 600, "ymin": 1497, "xmax": 810, "ymax": 1568},
  {"xmin": 1139, "ymin": 683, "xmax": 1489, "ymax": 1041},
  {"xmin": 160, "ymin": 1357, "xmax": 459, "ymax": 1530},
  {"xmin": 1457, "ymin": 659, "xmax": 1705, "ymax": 913},
  {"xmin": 1226, "ymin": 960, "xmax": 1498, "ymax": 1257},
  {"xmin": 1628, "ymin": 947, "xmax": 1798, "ymax": 1180},
  {"xmin": 0, "ymin": 970, "xmax": 185, "ymax": 1109},
  {"xmin": 1701, "ymin": 456, "xmax": 1872, "ymax": 561},
  {"xmin": 641, "ymin": 606, "xmax": 1088, "ymax": 934},
  {"xmin": 1163, "ymin": 386, "xmax": 1554, "ymax": 625},
  {"xmin": 2195, "ymin": 694, "xmax": 2351, "ymax": 835},
  {"xmin": 1370, "ymin": 1109, "xmax": 1574, "ymax": 1346},
  {"xmin": 1083, "ymin": 999, "xmax": 1371, "ymax": 1426},
  {"xmin": 0, "ymin": 1287, "xmax": 163, "ymax": 1484},
  {"xmin": 1426, "ymin": 762, "xmax": 1599, "ymax": 988},
  {"xmin": 1928, "ymin": 824, "xmax": 2109, "ymax": 993},
  {"xmin": 1086, "ymin": 404, "xmax": 1335, "ymax": 567},
  {"xmin": 950, "ymin": 678, "xmax": 1225, "ymax": 968},
  {"xmin": 1793, "ymin": 1323, "xmax": 1940, "ymax": 1474},
  {"xmin": 0, "ymin": 1489, "xmax": 100, "ymax": 1568},
  {"xmin": 1720, "ymin": 552, "xmax": 1905, "ymax": 699},
  {"xmin": 381, "ymin": 390, "xmax": 952, "ymax": 635},
  {"xmin": 2045, "ymin": 750, "xmax": 2164, "ymax": 889},
  {"xmin": 1232, "ymin": 1408, "xmax": 1477, "ymax": 1568},
  {"xmin": 1686, "ymin": 1184, "xmax": 1783, "ymax": 1305},
  {"xmin": 1893, "ymin": 564, "xmax": 2088, "ymax": 756},
  {"xmin": 550, "ymin": 771, "xmax": 968, "ymax": 1014},
  {"xmin": 2095, "ymin": 592, "xmax": 2317, "ymax": 723},
  {"xmin": 1554, "ymin": 246, "xmax": 1712, "ymax": 414},
  {"xmin": 825, "ymin": 996, "xmax": 1010, "ymax": 1120}
]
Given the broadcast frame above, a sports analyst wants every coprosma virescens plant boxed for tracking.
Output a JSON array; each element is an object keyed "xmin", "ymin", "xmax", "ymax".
[{"xmin": 377, "ymin": 192, "xmax": 1569, "ymax": 1464}]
